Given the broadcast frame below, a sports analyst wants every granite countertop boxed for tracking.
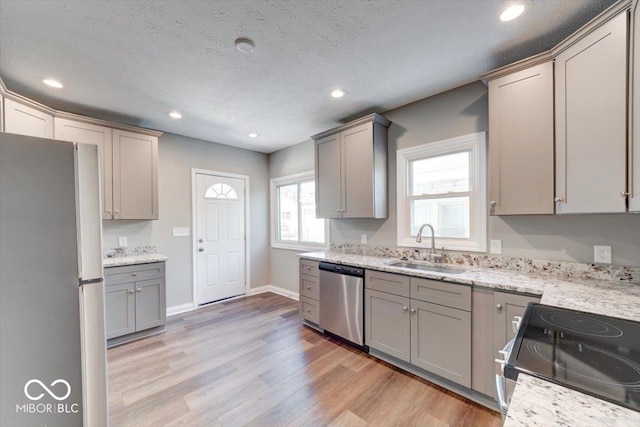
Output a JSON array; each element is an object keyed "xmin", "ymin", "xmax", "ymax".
[
  {"xmin": 299, "ymin": 250, "xmax": 640, "ymax": 424},
  {"xmin": 103, "ymin": 253, "xmax": 169, "ymax": 268},
  {"xmin": 504, "ymin": 374, "xmax": 640, "ymax": 426}
]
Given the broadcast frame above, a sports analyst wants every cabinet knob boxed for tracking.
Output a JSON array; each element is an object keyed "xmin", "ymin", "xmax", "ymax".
[
  {"xmin": 305, "ymin": 266, "xmax": 311, "ymax": 270},
  {"xmin": 410, "ymin": 308, "xmax": 416, "ymax": 313},
  {"xmin": 198, "ymin": 247, "xmax": 204, "ymax": 252},
  {"xmin": 128, "ymin": 289, "xmax": 134, "ymax": 294},
  {"xmin": 306, "ymin": 309, "xmax": 311, "ymax": 313},
  {"xmin": 306, "ymin": 286, "xmax": 311, "ymax": 290},
  {"xmin": 621, "ymin": 191, "xmax": 630, "ymax": 198},
  {"xmin": 132, "ymin": 272, "xmax": 137, "ymax": 277},
  {"xmin": 554, "ymin": 197, "xmax": 564, "ymax": 203},
  {"xmin": 137, "ymin": 288, "xmax": 142, "ymax": 292},
  {"xmin": 106, "ymin": 209, "xmax": 112, "ymax": 214},
  {"xmin": 403, "ymin": 306, "xmax": 408, "ymax": 311},
  {"xmin": 199, "ymin": 238, "xmax": 204, "ymax": 243},
  {"xmin": 489, "ymin": 201, "xmax": 496, "ymax": 207},
  {"xmin": 496, "ymin": 304, "xmax": 502, "ymax": 310}
]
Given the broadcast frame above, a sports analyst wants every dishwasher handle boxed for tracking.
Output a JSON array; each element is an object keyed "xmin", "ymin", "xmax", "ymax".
[{"xmin": 319, "ymin": 262, "xmax": 364, "ymax": 278}]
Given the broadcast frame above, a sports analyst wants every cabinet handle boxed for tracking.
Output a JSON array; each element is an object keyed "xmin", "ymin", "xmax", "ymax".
[
  {"xmin": 496, "ymin": 304, "xmax": 502, "ymax": 310},
  {"xmin": 554, "ymin": 197, "xmax": 564, "ymax": 203},
  {"xmin": 128, "ymin": 289, "xmax": 134, "ymax": 294},
  {"xmin": 621, "ymin": 191, "xmax": 630, "ymax": 198},
  {"xmin": 410, "ymin": 308, "xmax": 416, "ymax": 313},
  {"xmin": 403, "ymin": 306, "xmax": 408, "ymax": 311},
  {"xmin": 137, "ymin": 288, "xmax": 142, "ymax": 292}
]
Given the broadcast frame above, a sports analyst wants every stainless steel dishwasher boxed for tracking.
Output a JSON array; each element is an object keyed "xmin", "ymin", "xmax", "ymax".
[{"xmin": 319, "ymin": 262, "xmax": 365, "ymax": 346}]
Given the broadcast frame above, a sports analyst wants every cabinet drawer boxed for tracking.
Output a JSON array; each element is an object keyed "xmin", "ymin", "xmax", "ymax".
[
  {"xmin": 300, "ymin": 296, "xmax": 319, "ymax": 324},
  {"xmin": 300, "ymin": 274, "xmax": 320, "ymax": 300},
  {"xmin": 410, "ymin": 277, "xmax": 471, "ymax": 311},
  {"xmin": 300, "ymin": 259, "xmax": 319, "ymax": 277},
  {"xmin": 105, "ymin": 262, "xmax": 165, "ymax": 286},
  {"xmin": 365, "ymin": 270, "xmax": 410, "ymax": 297}
]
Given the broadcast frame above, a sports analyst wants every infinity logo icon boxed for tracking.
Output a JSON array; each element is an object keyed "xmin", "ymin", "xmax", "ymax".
[{"xmin": 24, "ymin": 379, "xmax": 71, "ymax": 401}]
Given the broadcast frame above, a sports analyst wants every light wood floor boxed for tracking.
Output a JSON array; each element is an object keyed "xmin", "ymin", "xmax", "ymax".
[{"xmin": 108, "ymin": 292, "xmax": 501, "ymax": 426}]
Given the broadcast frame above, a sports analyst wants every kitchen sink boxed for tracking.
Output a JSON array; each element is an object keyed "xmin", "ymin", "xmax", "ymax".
[{"xmin": 387, "ymin": 261, "xmax": 466, "ymax": 275}]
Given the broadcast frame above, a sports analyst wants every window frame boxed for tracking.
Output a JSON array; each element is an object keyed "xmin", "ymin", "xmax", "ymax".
[
  {"xmin": 396, "ymin": 132, "xmax": 487, "ymax": 252},
  {"xmin": 270, "ymin": 171, "xmax": 329, "ymax": 251}
]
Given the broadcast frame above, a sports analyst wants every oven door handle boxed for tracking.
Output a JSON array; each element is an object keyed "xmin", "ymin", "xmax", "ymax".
[{"xmin": 495, "ymin": 374, "xmax": 510, "ymax": 418}]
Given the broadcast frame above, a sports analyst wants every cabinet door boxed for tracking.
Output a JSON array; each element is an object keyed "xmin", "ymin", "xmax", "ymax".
[
  {"xmin": 365, "ymin": 289, "xmax": 411, "ymax": 362},
  {"xmin": 489, "ymin": 61, "xmax": 554, "ymax": 215},
  {"xmin": 54, "ymin": 118, "xmax": 113, "ymax": 219},
  {"xmin": 112, "ymin": 129, "xmax": 159, "ymax": 219},
  {"xmin": 493, "ymin": 291, "xmax": 540, "ymax": 359},
  {"xmin": 105, "ymin": 283, "xmax": 135, "ymax": 339},
  {"xmin": 315, "ymin": 133, "xmax": 342, "ymax": 218},
  {"xmin": 555, "ymin": 12, "xmax": 628, "ymax": 214},
  {"xmin": 410, "ymin": 299, "xmax": 471, "ymax": 387},
  {"xmin": 134, "ymin": 278, "xmax": 165, "ymax": 331},
  {"xmin": 3, "ymin": 98, "xmax": 54, "ymax": 138},
  {"xmin": 631, "ymin": 1, "xmax": 640, "ymax": 212},
  {"xmin": 342, "ymin": 122, "xmax": 374, "ymax": 218}
]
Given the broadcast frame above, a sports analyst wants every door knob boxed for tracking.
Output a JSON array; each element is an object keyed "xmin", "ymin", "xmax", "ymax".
[{"xmin": 198, "ymin": 247, "xmax": 204, "ymax": 252}]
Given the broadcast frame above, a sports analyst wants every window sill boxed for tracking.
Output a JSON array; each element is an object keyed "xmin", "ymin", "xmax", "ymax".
[{"xmin": 271, "ymin": 242, "xmax": 328, "ymax": 252}]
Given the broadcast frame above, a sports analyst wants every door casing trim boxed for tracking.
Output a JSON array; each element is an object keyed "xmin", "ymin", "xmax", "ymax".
[{"xmin": 191, "ymin": 168, "xmax": 251, "ymax": 307}]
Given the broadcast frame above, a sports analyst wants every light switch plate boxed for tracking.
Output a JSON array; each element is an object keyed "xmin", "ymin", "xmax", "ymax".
[
  {"xmin": 118, "ymin": 236, "xmax": 127, "ymax": 247},
  {"xmin": 361, "ymin": 234, "xmax": 367, "ymax": 244},
  {"xmin": 594, "ymin": 245, "xmax": 612, "ymax": 264},
  {"xmin": 490, "ymin": 239, "xmax": 502, "ymax": 255},
  {"xmin": 173, "ymin": 227, "xmax": 190, "ymax": 237}
]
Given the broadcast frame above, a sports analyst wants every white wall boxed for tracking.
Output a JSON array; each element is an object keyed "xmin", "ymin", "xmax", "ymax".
[
  {"xmin": 103, "ymin": 132, "xmax": 270, "ymax": 309},
  {"xmin": 267, "ymin": 139, "xmax": 315, "ymax": 293},
  {"xmin": 268, "ymin": 81, "xmax": 640, "ymax": 270}
]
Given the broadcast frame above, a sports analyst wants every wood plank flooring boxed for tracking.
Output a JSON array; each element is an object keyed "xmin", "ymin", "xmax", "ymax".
[{"xmin": 108, "ymin": 292, "xmax": 501, "ymax": 426}]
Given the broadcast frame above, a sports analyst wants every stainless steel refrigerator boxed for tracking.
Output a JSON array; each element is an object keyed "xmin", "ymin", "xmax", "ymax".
[{"xmin": 0, "ymin": 132, "xmax": 109, "ymax": 426}]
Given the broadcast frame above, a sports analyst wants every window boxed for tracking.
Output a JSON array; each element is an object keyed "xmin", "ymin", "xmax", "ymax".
[
  {"xmin": 271, "ymin": 171, "xmax": 328, "ymax": 250},
  {"xmin": 397, "ymin": 132, "xmax": 487, "ymax": 252},
  {"xmin": 205, "ymin": 183, "xmax": 238, "ymax": 199}
]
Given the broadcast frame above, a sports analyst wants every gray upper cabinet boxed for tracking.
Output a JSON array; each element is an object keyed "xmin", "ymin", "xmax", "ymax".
[
  {"xmin": 554, "ymin": 10, "xmax": 628, "ymax": 214},
  {"xmin": 3, "ymin": 97, "xmax": 54, "ymax": 138},
  {"xmin": 485, "ymin": 58, "xmax": 554, "ymax": 215},
  {"xmin": 112, "ymin": 129, "xmax": 159, "ymax": 220},
  {"xmin": 54, "ymin": 118, "xmax": 114, "ymax": 219},
  {"xmin": 313, "ymin": 113, "xmax": 390, "ymax": 219}
]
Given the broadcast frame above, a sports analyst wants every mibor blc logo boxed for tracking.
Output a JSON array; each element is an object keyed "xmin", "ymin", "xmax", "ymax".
[{"xmin": 16, "ymin": 379, "xmax": 79, "ymax": 415}]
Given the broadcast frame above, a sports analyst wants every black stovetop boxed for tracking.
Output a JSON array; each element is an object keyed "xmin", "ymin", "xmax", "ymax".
[{"xmin": 505, "ymin": 303, "xmax": 640, "ymax": 412}]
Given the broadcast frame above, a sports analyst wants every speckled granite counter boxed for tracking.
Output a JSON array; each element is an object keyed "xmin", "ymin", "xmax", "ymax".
[
  {"xmin": 103, "ymin": 253, "xmax": 168, "ymax": 268},
  {"xmin": 299, "ymin": 250, "xmax": 640, "ymax": 423},
  {"xmin": 504, "ymin": 374, "xmax": 640, "ymax": 426}
]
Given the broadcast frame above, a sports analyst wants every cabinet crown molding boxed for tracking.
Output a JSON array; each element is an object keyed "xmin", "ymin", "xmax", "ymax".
[
  {"xmin": 0, "ymin": 76, "xmax": 162, "ymax": 138},
  {"xmin": 481, "ymin": 52, "xmax": 553, "ymax": 84},
  {"xmin": 551, "ymin": 0, "xmax": 632, "ymax": 58},
  {"xmin": 311, "ymin": 112, "xmax": 391, "ymax": 140}
]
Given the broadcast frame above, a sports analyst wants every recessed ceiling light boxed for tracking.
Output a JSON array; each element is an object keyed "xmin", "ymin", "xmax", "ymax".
[
  {"xmin": 331, "ymin": 89, "xmax": 347, "ymax": 98},
  {"xmin": 235, "ymin": 38, "xmax": 255, "ymax": 53},
  {"xmin": 42, "ymin": 78, "xmax": 63, "ymax": 89},
  {"xmin": 500, "ymin": 4, "xmax": 525, "ymax": 21},
  {"xmin": 248, "ymin": 132, "xmax": 259, "ymax": 138},
  {"xmin": 168, "ymin": 111, "xmax": 182, "ymax": 119}
]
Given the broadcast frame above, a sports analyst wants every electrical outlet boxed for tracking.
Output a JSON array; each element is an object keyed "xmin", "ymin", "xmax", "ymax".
[
  {"xmin": 490, "ymin": 239, "xmax": 502, "ymax": 255},
  {"xmin": 118, "ymin": 236, "xmax": 127, "ymax": 248},
  {"xmin": 173, "ymin": 227, "xmax": 190, "ymax": 237},
  {"xmin": 594, "ymin": 245, "xmax": 612, "ymax": 264},
  {"xmin": 361, "ymin": 234, "xmax": 367, "ymax": 244}
]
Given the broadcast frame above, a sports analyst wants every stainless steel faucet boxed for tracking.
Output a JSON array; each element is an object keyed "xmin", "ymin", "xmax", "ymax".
[{"xmin": 416, "ymin": 223, "xmax": 442, "ymax": 260}]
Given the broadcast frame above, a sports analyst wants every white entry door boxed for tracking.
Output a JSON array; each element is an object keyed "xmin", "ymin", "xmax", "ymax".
[{"xmin": 196, "ymin": 173, "xmax": 246, "ymax": 304}]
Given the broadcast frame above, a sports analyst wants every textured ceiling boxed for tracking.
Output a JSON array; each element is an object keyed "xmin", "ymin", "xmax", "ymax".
[{"xmin": 0, "ymin": 0, "xmax": 616, "ymax": 153}]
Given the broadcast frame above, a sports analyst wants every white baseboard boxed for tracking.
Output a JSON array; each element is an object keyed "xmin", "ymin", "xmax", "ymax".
[
  {"xmin": 166, "ymin": 302, "xmax": 196, "ymax": 317},
  {"xmin": 248, "ymin": 285, "xmax": 299, "ymax": 301}
]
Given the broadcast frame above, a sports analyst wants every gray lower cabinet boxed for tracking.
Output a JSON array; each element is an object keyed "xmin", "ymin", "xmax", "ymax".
[
  {"xmin": 105, "ymin": 262, "xmax": 166, "ymax": 341},
  {"xmin": 411, "ymin": 299, "xmax": 471, "ymax": 387},
  {"xmin": 299, "ymin": 259, "xmax": 321, "ymax": 327},
  {"xmin": 365, "ymin": 270, "xmax": 471, "ymax": 388},
  {"xmin": 365, "ymin": 289, "xmax": 411, "ymax": 362}
]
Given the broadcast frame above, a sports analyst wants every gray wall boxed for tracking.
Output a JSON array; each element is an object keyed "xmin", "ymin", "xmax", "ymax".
[
  {"xmin": 103, "ymin": 132, "xmax": 270, "ymax": 309},
  {"xmin": 267, "ymin": 81, "xmax": 640, "ymax": 274},
  {"xmin": 268, "ymin": 139, "xmax": 315, "ymax": 293}
]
